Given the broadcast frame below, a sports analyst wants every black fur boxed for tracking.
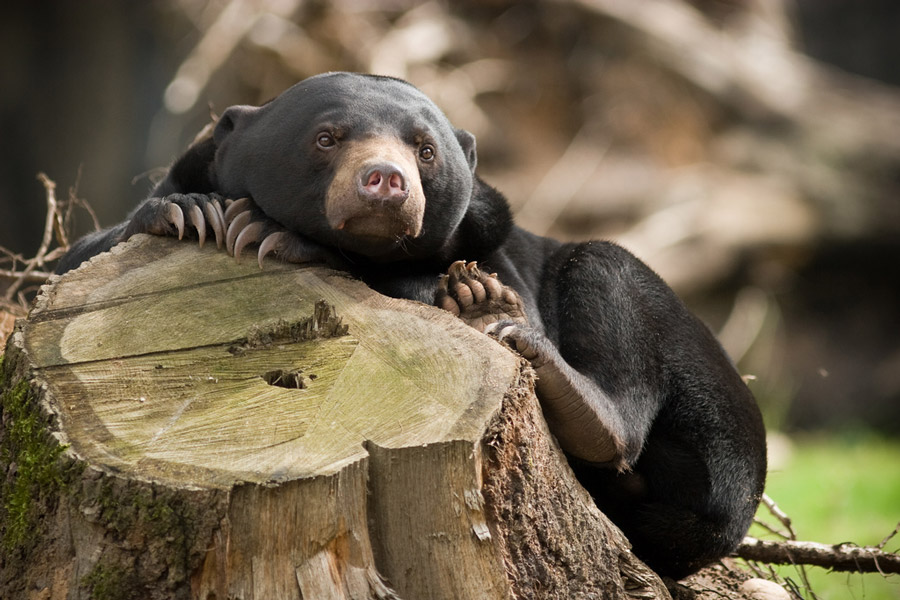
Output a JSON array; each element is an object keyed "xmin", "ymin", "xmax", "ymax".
[{"xmin": 58, "ymin": 73, "xmax": 766, "ymax": 578}]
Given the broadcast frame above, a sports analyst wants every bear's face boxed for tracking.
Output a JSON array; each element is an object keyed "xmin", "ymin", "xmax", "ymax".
[{"xmin": 212, "ymin": 73, "xmax": 478, "ymax": 260}]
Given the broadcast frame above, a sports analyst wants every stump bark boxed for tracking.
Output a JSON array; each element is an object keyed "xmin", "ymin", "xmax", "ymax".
[{"xmin": 0, "ymin": 234, "xmax": 669, "ymax": 599}]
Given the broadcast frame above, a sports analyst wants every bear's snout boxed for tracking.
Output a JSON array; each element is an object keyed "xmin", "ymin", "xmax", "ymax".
[
  {"xmin": 358, "ymin": 162, "xmax": 410, "ymax": 207},
  {"xmin": 324, "ymin": 136, "xmax": 426, "ymax": 255}
]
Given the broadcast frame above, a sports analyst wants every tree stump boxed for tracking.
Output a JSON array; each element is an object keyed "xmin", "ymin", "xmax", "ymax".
[{"xmin": 0, "ymin": 234, "xmax": 669, "ymax": 599}]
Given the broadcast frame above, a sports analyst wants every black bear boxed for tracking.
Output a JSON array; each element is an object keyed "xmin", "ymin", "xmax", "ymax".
[{"xmin": 58, "ymin": 72, "xmax": 766, "ymax": 579}]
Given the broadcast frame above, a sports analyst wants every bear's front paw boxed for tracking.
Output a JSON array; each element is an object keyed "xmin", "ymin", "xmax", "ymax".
[
  {"xmin": 222, "ymin": 197, "xmax": 346, "ymax": 269},
  {"xmin": 436, "ymin": 260, "xmax": 527, "ymax": 333},
  {"xmin": 124, "ymin": 193, "xmax": 228, "ymax": 249}
]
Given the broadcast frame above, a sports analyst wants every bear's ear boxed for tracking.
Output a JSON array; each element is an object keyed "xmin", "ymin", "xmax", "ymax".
[
  {"xmin": 454, "ymin": 128, "xmax": 477, "ymax": 173},
  {"xmin": 214, "ymin": 105, "xmax": 257, "ymax": 145}
]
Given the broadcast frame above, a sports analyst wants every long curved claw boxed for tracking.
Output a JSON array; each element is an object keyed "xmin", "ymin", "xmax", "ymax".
[
  {"xmin": 224, "ymin": 197, "xmax": 251, "ymax": 225},
  {"xmin": 203, "ymin": 202, "xmax": 226, "ymax": 249},
  {"xmin": 225, "ymin": 211, "xmax": 252, "ymax": 256},
  {"xmin": 233, "ymin": 221, "xmax": 265, "ymax": 263},
  {"xmin": 166, "ymin": 203, "xmax": 185, "ymax": 240},
  {"xmin": 188, "ymin": 204, "xmax": 206, "ymax": 247},
  {"xmin": 212, "ymin": 200, "xmax": 227, "ymax": 233},
  {"xmin": 258, "ymin": 231, "xmax": 287, "ymax": 269}
]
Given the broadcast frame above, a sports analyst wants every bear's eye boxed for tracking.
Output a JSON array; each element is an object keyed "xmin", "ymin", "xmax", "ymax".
[
  {"xmin": 316, "ymin": 132, "xmax": 336, "ymax": 149},
  {"xmin": 419, "ymin": 144, "xmax": 435, "ymax": 162}
]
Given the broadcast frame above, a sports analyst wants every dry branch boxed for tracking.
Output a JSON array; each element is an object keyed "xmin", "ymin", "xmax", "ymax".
[
  {"xmin": 878, "ymin": 522, "xmax": 900, "ymax": 551},
  {"xmin": 737, "ymin": 537, "xmax": 900, "ymax": 575}
]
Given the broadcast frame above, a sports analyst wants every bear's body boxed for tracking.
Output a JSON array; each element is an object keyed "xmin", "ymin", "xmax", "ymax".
[{"xmin": 58, "ymin": 73, "xmax": 766, "ymax": 578}]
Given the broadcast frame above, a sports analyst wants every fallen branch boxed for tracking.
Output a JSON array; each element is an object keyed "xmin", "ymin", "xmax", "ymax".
[
  {"xmin": 737, "ymin": 537, "xmax": 900, "ymax": 575},
  {"xmin": 752, "ymin": 493, "xmax": 817, "ymax": 596}
]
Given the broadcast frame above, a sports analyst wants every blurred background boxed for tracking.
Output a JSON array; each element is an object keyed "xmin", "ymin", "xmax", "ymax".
[{"xmin": 1, "ymin": 1, "xmax": 898, "ymax": 596}]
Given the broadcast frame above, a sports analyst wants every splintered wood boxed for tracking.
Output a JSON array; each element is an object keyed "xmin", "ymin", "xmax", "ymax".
[{"xmin": 2, "ymin": 235, "xmax": 667, "ymax": 599}]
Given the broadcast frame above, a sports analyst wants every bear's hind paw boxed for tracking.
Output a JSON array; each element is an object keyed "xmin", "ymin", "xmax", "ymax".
[{"xmin": 436, "ymin": 260, "xmax": 527, "ymax": 332}]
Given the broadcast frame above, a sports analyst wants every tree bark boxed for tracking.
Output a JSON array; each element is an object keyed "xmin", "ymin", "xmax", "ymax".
[{"xmin": 0, "ymin": 235, "xmax": 670, "ymax": 599}]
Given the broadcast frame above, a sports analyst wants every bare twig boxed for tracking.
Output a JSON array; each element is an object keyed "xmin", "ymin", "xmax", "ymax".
[
  {"xmin": 877, "ymin": 522, "xmax": 900, "ymax": 551},
  {"xmin": 0, "ymin": 173, "xmax": 97, "ymax": 311},
  {"xmin": 34, "ymin": 173, "xmax": 59, "ymax": 268},
  {"xmin": 0, "ymin": 268, "xmax": 56, "ymax": 283},
  {"xmin": 737, "ymin": 537, "xmax": 900, "ymax": 575},
  {"xmin": 760, "ymin": 493, "xmax": 798, "ymax": 540},
  {"xmin": 61, "ymin": 166, "xmax": 101, "ymax": 242},
  {"xmin": 752, "ymin": 516, "xmax": 791, "ymax": 541},
  {"xmin": 751, "ymin": 494, "xmax": 817, "ymax": 597},
  {"xmin": 3, "ymin": 174, "xmax": 61, "ymax": 301}
]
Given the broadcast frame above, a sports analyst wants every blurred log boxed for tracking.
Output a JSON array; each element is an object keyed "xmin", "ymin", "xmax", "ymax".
[
  {"xmin": 568, "ymin": 0, "xmax": 900, "ymax": 141},
  {"xmin": 565, "ymin": 0, "xmax": 900, "ymax": 242},
  {"xmin": 0, "ymin": 235, "xmax": 669, "ymax": 599}
]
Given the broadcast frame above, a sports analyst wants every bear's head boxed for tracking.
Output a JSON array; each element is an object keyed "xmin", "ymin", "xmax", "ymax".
[{"xmin": 209, "ymin": 72, "xmax": 508, "ymax": 262}]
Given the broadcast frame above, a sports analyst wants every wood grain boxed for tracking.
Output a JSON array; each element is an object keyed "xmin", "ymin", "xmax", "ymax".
[{"xmin": 24, "ymin": 235, "xmax": 518, "ymax": 487}]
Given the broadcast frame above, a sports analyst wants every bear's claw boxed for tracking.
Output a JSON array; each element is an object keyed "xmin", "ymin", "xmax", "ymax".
[
  {"xmin": 213, "ymin": 196, "xmax": 348, "ymax": 269},
  {"xmin": 224, "ymin": 197, "xmax": 252, "ymax": 224},
  {"xmin": 203, "ymin": 201, "xmax": 226, "ymax": 249},
  {"xmin": 233, "ymin": 221, "xmax": 266, "ymax": 263},
  {"xmin": 147, "ymin": 194, "xmax": 346, "ymax": 270},
  {"xmin": 188, "ymin": 204, "xmax": 206, "ymax": 247},
  {"xmin": 166, "ymin": 203, "xmax": 185, "ymax": 240},
  {"xmin": 258, "ymin": 231, "xmax": 288, "ymax": 269},
  {"xmin": 226, "ymin": 211, "xmax": 252, "ymax": 255}
]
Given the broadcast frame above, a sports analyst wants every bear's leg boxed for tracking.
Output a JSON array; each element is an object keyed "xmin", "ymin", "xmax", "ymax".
[{"xmin": 437, "ymin": 260, "xmax": 628, "ymax": 468}]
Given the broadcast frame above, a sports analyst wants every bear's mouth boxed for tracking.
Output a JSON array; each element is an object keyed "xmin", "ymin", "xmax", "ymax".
[{"xmin": 336, "ymin": 213, "xmax": 418, "ymax": 241}]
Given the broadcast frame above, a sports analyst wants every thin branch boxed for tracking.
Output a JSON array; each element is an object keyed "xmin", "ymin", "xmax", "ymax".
[
  {"xmin": 0, "ymin": 268, "xmax": 56, "ymax": 283},
  {"xmin": 0, "ymin": 173, "xmax": 94, "ymax": 310},
  {"xmin": 752, "ymin": 494, "xmax": 816, "ymax": 597},
  {"xmin": 877, "ymin": 522, "xmax": 900, "ymax": 551},
  {"xmin": 760, "ymin": 493, "xmax": 798, "ymax": 541},
  {"xmin": 737, "ymin": 537, "xmax": 900, "ymax": 575},
  {"xmin": 60, "ymin": 165, "xmax": 101, "ymax": 243},
  {"xmin": 34, "ymin": 173, "xmax": 59, "ymax": 268},
  {"xmin": 3, "ymin": 174, "xmax": 60, "ymax": 301},
  {"xmin": 752, "ymin": 516, "xmax": 791, "ymax": 541}
]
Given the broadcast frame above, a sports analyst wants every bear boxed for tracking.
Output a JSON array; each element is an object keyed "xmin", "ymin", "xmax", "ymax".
[{"xmin": 57, "ymin": 72, "xmax": 767, "ymax": 579}]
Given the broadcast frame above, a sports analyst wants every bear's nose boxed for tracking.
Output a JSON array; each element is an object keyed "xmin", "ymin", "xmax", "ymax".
[{"xmin": 358, "ymin": 163, "xmax": 409, "ymax": 206}]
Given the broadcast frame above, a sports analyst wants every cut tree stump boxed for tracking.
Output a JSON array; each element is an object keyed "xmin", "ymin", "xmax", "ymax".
[{"xmin": 0, "ymin": 234, "xmax": 671, "ymax": 599}]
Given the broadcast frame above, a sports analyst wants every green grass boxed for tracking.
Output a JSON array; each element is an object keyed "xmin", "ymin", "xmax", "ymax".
[{"xmin": 750, "ymin": 432, "xmax": 900, "ymax": 599}]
